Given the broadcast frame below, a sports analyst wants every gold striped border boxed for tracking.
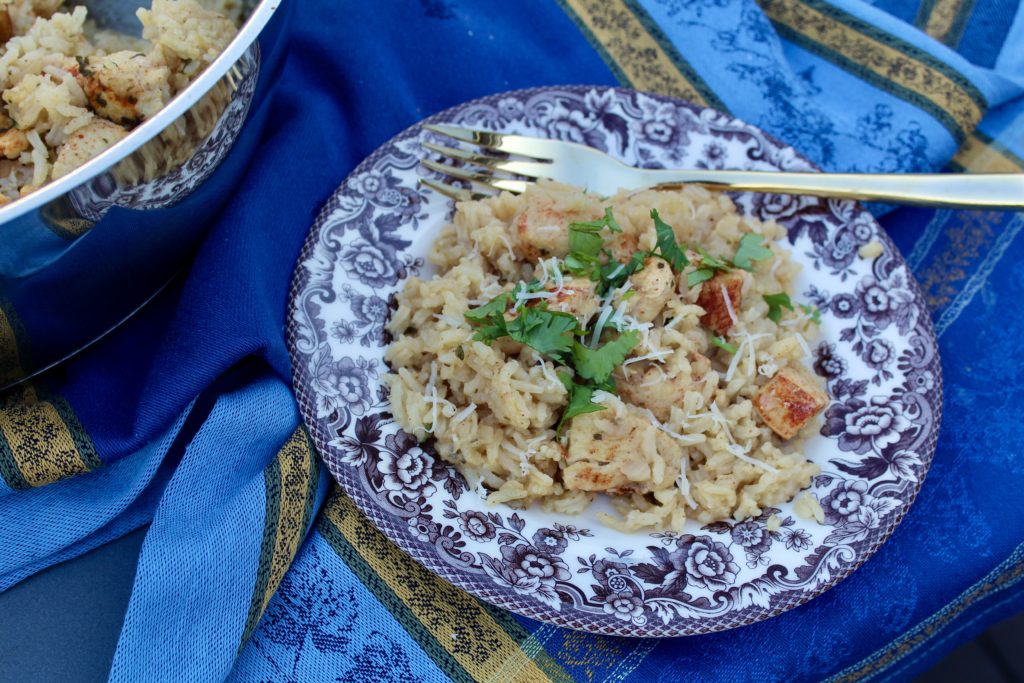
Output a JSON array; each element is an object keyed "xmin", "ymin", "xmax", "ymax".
[
  {"xmin": 952, "ymin": 131, "xmax": 1024, "ymax": 173},
  {"xmin": 320, "ymin": 490, "xmax": 572, "ymax": 683},
  {"xmin": 915, "ymin": 0, "xmax": 975, "ymax": 47},
  {"xmin": 556, "ymin": 0, "xmax": 722, "ymax": 108},
  {"xmin": 240, "ymin": 427, "xmax": 320, "ymax": 647},
  {"xmin": 0, "ymin": 303, "xmax": 24, "ymax": 387},
  {"xmin": 828, "ymin": 543, "xmax": 1024, "ymax": 682},
  {"xmin": 0, "ymin": 385, "xmax": 99, "ymax": 490},
  {"xmin": 759, "ymin": 0, "xmax": 985, "ymax": 141}
]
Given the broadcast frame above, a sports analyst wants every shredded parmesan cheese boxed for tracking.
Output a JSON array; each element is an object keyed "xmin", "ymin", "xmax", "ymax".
[
  {"xmin": 451, "ymin": 402, "xmax": 477, "ymax": 425},
  {"xmin": 721, "ymin": 284, "xmax": 739, "ymax": 326}
]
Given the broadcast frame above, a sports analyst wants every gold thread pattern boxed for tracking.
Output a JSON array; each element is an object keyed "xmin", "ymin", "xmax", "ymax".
[
  {"xmin": 0, "ymin": 385, "xmax": 96, "ymax": 487},
  {"xmin": 917, "ymin": 210, "xmax": 999, "ymax": 310},
  {"xmin": 829, "ymin": 546, "xmax": 1024, "ymax": 682},
  {"xmin": 952, "ymin": 132, "xmax": 1024, "ymax": 173},
  {"xmin": 759, "ymin": 0, "xmax": 984, "ymax": 140},
  {"xmin": 323, "ymin": 491, "xmax": 572, "ymax": 683},
  {"xmin": 260, "ymin": 428, "xmax": 316, "ymax": 617},
  {"xmin": 558, "ymin": 0, "xmax": 712, "ymax": 106},
  {"xmin": 0, "ymin": 306, "xmax": 23, "ymax": 387},
  {"xmin": 916, "ymin": 0, "xmax": 975, "ymax": 47}
]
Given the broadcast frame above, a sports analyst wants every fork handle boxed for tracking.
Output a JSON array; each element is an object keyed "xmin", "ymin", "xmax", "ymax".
[{"xmin": 643, "ymin": 170, "xmax": 1024, "ymax": 210}]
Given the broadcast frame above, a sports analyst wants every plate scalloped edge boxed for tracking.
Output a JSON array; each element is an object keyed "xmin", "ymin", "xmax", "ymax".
[{"xmin": 287, "ymin": 85, "xmax": 943, "ymax": 637}]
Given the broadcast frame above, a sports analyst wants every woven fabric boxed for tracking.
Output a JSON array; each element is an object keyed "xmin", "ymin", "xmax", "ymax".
[{"xmin": 0, "ymin": 0, "xmax": 1022, "ymax": 680}]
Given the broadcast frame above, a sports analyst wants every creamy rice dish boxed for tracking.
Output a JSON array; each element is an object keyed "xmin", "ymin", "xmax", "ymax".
[
  {"xmin": 0, "ymin": 0, "xmax": 239, "ymax": 203},
  {"xmin": 386, "ymin": 181, "xmax": 829, "ymax": 531}
]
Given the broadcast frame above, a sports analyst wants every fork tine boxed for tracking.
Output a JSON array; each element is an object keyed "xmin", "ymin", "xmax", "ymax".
[
  {"xmin": 420, "ymin": 159, "xmax": 530, "ymax": 194},
  {"xmin": 423, "ymin": 143, "xmax": 553, "ymax": 182},
  {"xmin": 418, "ymin": 177, "xmax": 487, "ymax": 202},
  {"xmin": 423, "ymin": 124, "xmax": 557, "ymax": 161}
]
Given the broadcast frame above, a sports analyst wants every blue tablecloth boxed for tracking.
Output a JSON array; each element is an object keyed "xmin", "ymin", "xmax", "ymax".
[{"xmin": 1, "ymin": 0, "xmax": 1023, "ymax": 681}]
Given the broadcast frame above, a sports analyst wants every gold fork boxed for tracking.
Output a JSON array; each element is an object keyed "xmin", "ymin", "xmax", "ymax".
[{"xmin": 419, "ymin": 124, "xmax": 1024, "ymax": 209}]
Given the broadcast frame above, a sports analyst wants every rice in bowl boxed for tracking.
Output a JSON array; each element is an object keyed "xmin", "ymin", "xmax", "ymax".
[
  {"xmin": 0, "ymin": 0, "xmax": 239, "ymax": 203},
  {"xmin": 385, "ymin": 181, "xmax": 830, "ymax": 532}
]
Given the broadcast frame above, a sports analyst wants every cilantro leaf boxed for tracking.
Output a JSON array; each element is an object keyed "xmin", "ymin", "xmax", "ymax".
[
  {"xmin": 598, "ymin": 250, "xmax": 648, "ymax": 295},
  {"xmin": 470, "ymin": 317, "xmax": 507, "ymax": 344},
  {"xmin": 763, "ymin": 292, "xmax": 794, "ymax": 323},
  {"xmin": 800, "ymin": 303, "xmax": 822, "ymax": 324},
  {"xmin": 710, "ymin": 336, "xmax": 738, "ymax": 353},
  {"xmin": 651, "ymin": 209, "xmax": 689, "ymax": 271},
  {"xmin": 555, "ymin": 375, "xmax": 607, "ymax": 435},
  {"xmin": 694, "ymin": 245, "xmax": 731, "ymax": 271},
  {"xmin": 464, "ymin": 289, "xmax": 514, "ymax": 322},
  {"xmin": 687, "ymin": 267, "xmax": 717, "ymax": 288},
  {"xmin": 602, "ymin": 207, "xmax": 622, "ymax": 233},
  {"xmin": 505, "ymin": 307, "xmax": 579, "ymax": 357},
  {"xmin": 571, "ymin": 331, "xmax": 640, "ymax": 384},
  {"xmin": 733, "ymin": 233, "xmax": 772, "ymax": 271}
]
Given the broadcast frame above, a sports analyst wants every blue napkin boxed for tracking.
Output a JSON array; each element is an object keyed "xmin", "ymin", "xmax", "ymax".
[{"xmin": 1, "ymin": 0, "xmax": 1023, "ymax": 680}]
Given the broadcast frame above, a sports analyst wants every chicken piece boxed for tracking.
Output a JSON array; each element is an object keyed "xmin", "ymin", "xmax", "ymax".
[
  {"xmin": 754, "ymin": 366, "xmax": 829, "ymax": 439},
  {"xmin": 626, "ymin": 257, "xmax": 675, "ymax": 323},
  {"xmin": 0, "ymin": 9, "xmax": 13, "ymax": 45},
  {"xmin": 0, "ymin": 129, "xmax": 28, "ymax": 160},
  {"xmin": 514, "ymin": 194, "xmax": 602, "ymax": 262},
  {"xmin": 697, "ymin": 270, "xmax": 744, "ymax": 335},
  {"xmin": 563, "ymin": 409, "xmax": 658, "ymax": 493},
  {"xmin": 543, "ymin": 277, "xmax": 599, "ymax": 321},
  {"xmin": 52, "ymin": 119, "xmax": 130, "ymax": 179},
  {"xmin": 618, "ymin": 354, "xmax": 710, "ymax": 422},
  {"xmin": 78, "ymin": 51, "xmax": 171, "ymax": 126}
]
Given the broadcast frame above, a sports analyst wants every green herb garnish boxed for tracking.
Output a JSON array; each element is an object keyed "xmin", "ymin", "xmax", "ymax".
[
  {"xmin": 800, "ymin": 304, "xmax": 822, "ymax": 324},
  {"xmin": 732, "ymin": 233, "xmax": 773, "ymax": 271},
  {"xmin": 651, "ymin": 209, "xmax": 689, "ymax": 271},
  {"xmin": 763, "ymin": 292, "xmax": 795, "ymax": 323},
  {"xmin": 555, "ymin": 371, "xmax": 608, "ymax": 435},
  {"xmin": 710, "ymin": 336, "xmax": 738, "ymax": 353},
  {"xmin": 571, "ymin": 331, "xmax": 640, "ymax": 384},
  {"xmin": 505, "ymin": 307, "xmax": 579, "ymax": 358}
]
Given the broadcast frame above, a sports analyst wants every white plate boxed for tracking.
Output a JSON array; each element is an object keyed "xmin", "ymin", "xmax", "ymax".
[{"xmin": 287, "ymin": 86, "xmax": 942, "ymax": 636}]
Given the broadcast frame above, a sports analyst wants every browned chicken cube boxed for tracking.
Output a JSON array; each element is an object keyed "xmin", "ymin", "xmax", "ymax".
[
  {"xmin": 754, "ymin": 367, "xmax": 829, "ymax": 439},
  {"xmin": 626, "ymin": 257, "xmax": 675, "ymax": 322},
  {"xmin": 618, "ymin": 353, "xmax": 710, "ymax": 422},
  {"xmin": 0, "ymin": 128, "xmax": 28, "ymax": 160},
  {"xmin": 563, "ymin": 411, "xmax": 654, "ymax": 493},
  {"xmin": 0, "ymin": 10, "xmax": 13, "ymax": 45},
  {"xmin": 697, "ymin": 270, "xmax": 744, "ymax": 335},
  {"xmin": 514, "ymin": 196, "xmax": 602, "ymax": 262}
]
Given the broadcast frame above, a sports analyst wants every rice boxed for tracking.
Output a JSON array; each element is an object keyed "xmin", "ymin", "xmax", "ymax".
[
  {"xmin": 385, "ymin": 181, "xmax": 826, "ymax": 531},
  {"xmin": 0, "ymin": 0, "xmax": 238, "ymax": 203}
]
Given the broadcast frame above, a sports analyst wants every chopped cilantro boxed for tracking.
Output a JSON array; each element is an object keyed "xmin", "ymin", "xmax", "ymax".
[
  {"xmin": 651, "ymin": 210, "xmax": 689, "ymax": 271},
  {"xmin": 763, "ymin": 292, "xmax": 795, "ymax": 323},
  {"xmin": 800, "ymin": 304, "xmax": 822, "ymax": 324},
  {"xmin": 694, "ymin": 245, "xmax": 731, "ymax": 271},
  {"xmin": 687, "ymin": 267, "xmax": 717, "ymax": 288},
  {"xmin": 455, "ymin": 345, "xmax": 465, "ymax": 360},
  {"xmin": 598, "ymin": 250, "xmax": 647, "ymax": 295},
  {"xmin": 732, "ymin": 233, "xmax": 773, "ymax": 271},
  {"xmin": 504, "ymin": 307, "xmax": 579, "ymax": 358},
  {"xmin": 710, "ymin": 336, "xmax": 738, "ymax": 353},
  {"xmin": 571, "ymin": 331, "xmax": 640, "ymax": 384},
  {"xmin": 464, "ymin": 289, "xmax": 515, "ymax": 322},
  {"xmin": 685, "ymin": 245, "xmax": 732, "ymax": 289},
  {"xmin": 565, "ymin": 208, "xmax": 623, "ymax": 278},
  {"xmin": 555, "ymin": 372, "xmax": 607, "ymax": 436}
]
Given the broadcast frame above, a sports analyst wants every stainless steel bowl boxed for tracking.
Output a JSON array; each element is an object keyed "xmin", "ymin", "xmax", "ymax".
[{"xmin": 0, "ymin": 0, "xmax": 292, "ymax": 388}]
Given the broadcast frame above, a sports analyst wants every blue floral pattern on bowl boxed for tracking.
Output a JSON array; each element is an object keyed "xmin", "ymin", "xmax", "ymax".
[{"xmin": 287, "ymin": 86, "xmax": 942, "ymax": 637}]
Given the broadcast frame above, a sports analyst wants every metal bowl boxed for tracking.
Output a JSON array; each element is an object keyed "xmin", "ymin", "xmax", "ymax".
[{"xmin": 0, "ymin": 0, "xmax": 292, "ymax": 388}]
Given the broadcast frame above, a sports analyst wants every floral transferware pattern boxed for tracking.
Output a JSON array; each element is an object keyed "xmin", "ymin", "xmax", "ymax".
[{"xmin": 287, "ymin": 86, "xmax": 942, "ymax": 636}]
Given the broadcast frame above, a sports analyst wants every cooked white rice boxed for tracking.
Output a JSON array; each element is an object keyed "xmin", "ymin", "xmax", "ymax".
[
  {"xmin": 0, "ymin": 0, "xmax": 238, "ymax": 203},
  {"xmin": 386, "ymin": 181, "xmax": 827, "ymax": 532}
]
